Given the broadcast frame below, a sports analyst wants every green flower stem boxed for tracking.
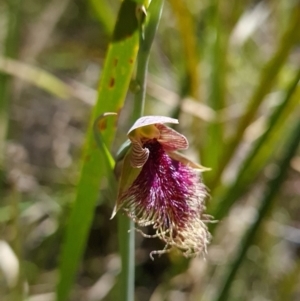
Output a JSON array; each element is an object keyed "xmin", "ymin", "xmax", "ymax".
[
  {"xmin": 132, "ymin": 0, "xmax": 164, "ymax": 120},
  {"xmin": 117, "ymin": 1, "xmax": 164, "ymax": 300},
  {"xmin": 213, "ymin": 117, "xmax": 300, "ymax": 301},
  {"xmin": 117, "ymin": 215, "xmax": 135, "ymax": 301}
]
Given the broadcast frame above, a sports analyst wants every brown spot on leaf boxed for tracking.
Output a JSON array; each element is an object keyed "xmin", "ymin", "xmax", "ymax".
[
  {"xmin": 129, "ymin": 58, "xmax": 133, "ymax": 64},
  {"xmin": 109, "ymin": 77, "xmax": 115, "ymax": 88},
  {"xmin": 98, "ymin": 119, "xmax": 107, "ymax": 131},
  {"xmin": 114, "ymin": 58, "xmax": 118, "ymax": 66}
]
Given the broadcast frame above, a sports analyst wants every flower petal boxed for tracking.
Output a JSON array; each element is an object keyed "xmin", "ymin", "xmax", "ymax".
[
  {"xmin": 167, "ymin": 151, "xmax": 211, "ymax": 171},
  {"xmin": 127, "ymin": 115, "xmax": 179, "ymax": 136},
  {"xmin": 130, "ymin": 139, "xmax": 150, "ymax": 168},
  {"xmin": 119, "ymin": 140, "xmax": 210, "ymax": 257},
  {"xmin": 131, "ymin": 124, "xmax": 160, "ymax": 142},
  {"xmin": 111, "ymin": 148, "xmax": 142, "ymax": 219},
  {"xmin": 156, "ymin": 124, "xmax": 188, "ymax": 151}
]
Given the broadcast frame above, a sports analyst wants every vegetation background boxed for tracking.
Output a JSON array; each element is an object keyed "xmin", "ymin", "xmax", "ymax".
[{"xmin": 0, "ymin": 0, "xmax": 300, "ymax": 300}]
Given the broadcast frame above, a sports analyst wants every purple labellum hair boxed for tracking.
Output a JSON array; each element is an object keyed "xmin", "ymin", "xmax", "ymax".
[{"xmin": 113, "ymin": 116, "xmax": 212, "ymax": 259}]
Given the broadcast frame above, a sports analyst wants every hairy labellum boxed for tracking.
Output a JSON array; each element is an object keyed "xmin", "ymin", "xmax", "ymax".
[{"xmin": 114, "ymin": 116, "xmax": 212, "ymax": 258}]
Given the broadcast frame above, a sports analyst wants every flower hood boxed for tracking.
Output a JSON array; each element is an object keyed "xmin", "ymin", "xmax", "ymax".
[{"xmin": 113, "ymin": 116, "xmax": 211, "ymax": 259}]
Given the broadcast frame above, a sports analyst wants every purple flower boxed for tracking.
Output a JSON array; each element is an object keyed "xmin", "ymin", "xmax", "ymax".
[{"xmin": 113, "ymin": 116, "xmax": 211, "ymax": 258}]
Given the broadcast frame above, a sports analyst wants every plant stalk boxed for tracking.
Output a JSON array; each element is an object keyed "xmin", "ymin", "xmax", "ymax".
[{"xmin": 117, "ymin": 1, "xmax": 164, "ymax": 300}]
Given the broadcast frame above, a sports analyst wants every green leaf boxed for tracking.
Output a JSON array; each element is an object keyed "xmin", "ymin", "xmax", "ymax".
[
  {"xmin": 93, "ymin": 112, "xmax": 117, "ymax": 176},
  {"xmin": 55, "ymin": 1, "xmax": 139, "ymax": 300}
]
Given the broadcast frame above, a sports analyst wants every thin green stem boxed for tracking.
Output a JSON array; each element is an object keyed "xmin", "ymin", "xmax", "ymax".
[
  {"xmin": 117, "ymin": 215, "xmax": 135, "ymax": 301},
  {"xmin": 132, "ymin": 50, "xmax": 148, "ymax": 120},
  {"xmin": 117, "ymin": 1, "xmax": 164, "ymax": 300},
  {"xmin": 213, "ymin": 117, "xmax": 300, "ymax": 301},
  {"xmin": 116, "ymin": 41, "xmax": 148, "ymax": 301}
]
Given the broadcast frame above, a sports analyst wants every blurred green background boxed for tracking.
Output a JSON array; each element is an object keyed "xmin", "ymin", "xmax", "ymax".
[{"xmin": 0, "ymin": 0, "xmax": 300, "ymax": 300}]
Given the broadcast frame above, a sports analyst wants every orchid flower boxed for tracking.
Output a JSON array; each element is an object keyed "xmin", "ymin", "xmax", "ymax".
[{"xmin": 112, "ymin": 116, "xmax": 211, "ymax": 259}]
